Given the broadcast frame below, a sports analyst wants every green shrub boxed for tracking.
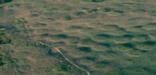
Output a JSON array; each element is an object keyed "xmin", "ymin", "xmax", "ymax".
[
  {"xmin": 0, "ymin": 29, "xmax": 11, "ymax": 44},
  {"xmin": 91, "ymin": 0, "xmax": 105, "ymax": 2},
  {"xmin": 0, "ymin": 36, "xmax": 11, "ymax": 44},
  {"xmin": 84, "ymin": 0, "xmax": 105, "ymax": 2},
  {"xmin": 0, "ymin": 54, "xmax": 15, "ymax": 67},
  {"xmin": 77, "ymin": 46, "xmax": 92, "ymax": 52},
  {"xmin": 64, "ymin": 15, "xmax": 72, "ymax": 20},
  {"xmin": 0, "ymin": 56, "xmax": 5, "ymax": 66},
  {"xmin": 75, "ymin": 10, "xmax": 86, "ymax": 16},
  {"xmin": 0, "ymin": 0, "xmax": 13, "ymax": 4}
]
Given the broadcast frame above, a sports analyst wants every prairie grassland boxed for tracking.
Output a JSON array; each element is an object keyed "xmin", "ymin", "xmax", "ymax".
[{"xmin": 0, "ymin": 0, "xmax": 156, "ymax": 75}]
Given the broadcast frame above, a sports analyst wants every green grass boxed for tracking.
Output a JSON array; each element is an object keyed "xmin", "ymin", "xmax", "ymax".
[{"xmin": 0, "ymin": 0, "xmax": 156, "ymax": 75}]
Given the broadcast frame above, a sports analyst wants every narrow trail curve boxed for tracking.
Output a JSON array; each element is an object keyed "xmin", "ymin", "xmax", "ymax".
[
  {"xmin": 16, "ymin": 1, "xmax": 91, "ymax": 73},
  {"xmin": 22, "ymin": 19, "xmax": 91, "ymax": 75},
  {"xmin": 39, "ymin": 42, "xmax": 91, "ymax": 75},
  {"xmin": 23, "ymin": 21, "xmax": 91, "ymax": 75}
]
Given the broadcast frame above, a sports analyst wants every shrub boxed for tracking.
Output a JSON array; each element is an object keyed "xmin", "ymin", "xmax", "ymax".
[
  {"xmin": 77, "ymin": 46, "xmax": 92, "ymax": 52},
  {"xmin": 0, "ymin": 0, "xmax": 13, "ymax": 4},
  {"xmin": 91, "ymin": 0, "xmax": 105, "ymax": 2},
  {"xmin": 64, "ymin": 15, "xmax": 72, "ymax": 20},
  {"xmin": 0, "ymin": 36, "xmax": 11, "ymax": 44},
  {"xmin": 0, "ymin": 29, "xmax": 11, "ymax": 44},
  {"xmin": 75, "ymin": 10, "xmax": 86, "ymax": 16},
  {"xmin": 84, "ymin": 0, "xmax": 105, "ymax": 2}
]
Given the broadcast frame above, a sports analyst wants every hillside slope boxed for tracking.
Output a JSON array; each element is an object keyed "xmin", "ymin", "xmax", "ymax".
[{"xmin": 0, "ymin": 0, "xmax": 156, "ymax": 75}]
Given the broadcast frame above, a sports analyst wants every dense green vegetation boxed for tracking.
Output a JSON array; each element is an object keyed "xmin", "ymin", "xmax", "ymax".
[
  {"xmin": 0, "ymin": 0, "xmax": 12, "ymax": 4},
  {"xmin": 0, "ymin": 29, "xmax": 11, "ymax": 44}
]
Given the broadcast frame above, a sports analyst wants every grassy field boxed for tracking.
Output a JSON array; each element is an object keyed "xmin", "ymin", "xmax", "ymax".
[{"xmin": 0, "ymin": 0, "xmax": 156, "ymax": 75}]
